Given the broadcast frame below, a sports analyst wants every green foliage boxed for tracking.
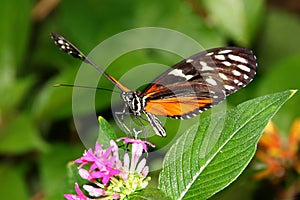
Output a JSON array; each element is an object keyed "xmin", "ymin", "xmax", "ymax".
[
  {"xmin": 256, "ymin": 55, "xmax": 300, "ymax": 132},
  {"xmin": 200, "ymin": 0, "xmax": 264, "ymax": 46},
  {"xmin": 130, "ymin": 188, "xmax": 172, "ymax": 200},
  {"xmin": 0, "ymin": 114, "xmax": 48, "ymax": 153},
  {"xmin": 158, "ymin": 90, "xmax": 295, "ymax": 199},
  {"xmin": 97, "ymin": 116, "xmax": 118, "ymax": 148},
  {"xmin": 65, "ymin": 160, "xmax": 87, "ymax": 196},
  {"xmin": 256, "ymin": 9, "xmax": 300, "ymax": 69},
  {"xmin": 0, "ymin": 164, "xmax": 29, "ymax": 200}
]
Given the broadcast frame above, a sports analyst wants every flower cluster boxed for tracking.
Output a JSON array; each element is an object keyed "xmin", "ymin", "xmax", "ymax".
[
  {"xmin": 254, "ymin": 119, "xmax": 300, "ymax": 182},
  {"xmin": 64, "ymin": 138, "xmax": 154, "ymax": 200}
]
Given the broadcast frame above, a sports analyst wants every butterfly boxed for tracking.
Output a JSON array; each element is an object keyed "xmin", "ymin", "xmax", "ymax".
[{"xmin": 51, "ymin": 33, "xmax": 257, "ymax": 137}]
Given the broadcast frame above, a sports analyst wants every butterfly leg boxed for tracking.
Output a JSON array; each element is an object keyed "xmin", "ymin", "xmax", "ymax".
[
  {"xmin": 115, "ymin": 105, "xmax": 147, "ymax": 138},
  {"xmin": 132, "ymin": 128, "xmax": 142, "ymax": 138},
  {"xmin": 144, "ymin": 112, "xmax": 166, "ymax": 137},
  {"xmin": 131, "ymin": 115, "xmax": 148, "ymax": 138},
  {"xmin": 131, "ymin": 114, "xmax": 166, "ymax": 137},
  {"xmin": 115, "ymin": 106, "xmax": 166, "ymax": 137},
  {"xmin": 115, "ymin": 105, "xmax": 132, "ymax": 136}
]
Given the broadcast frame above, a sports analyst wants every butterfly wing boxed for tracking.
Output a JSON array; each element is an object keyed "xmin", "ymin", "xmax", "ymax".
[{"xmin": 141, "ymin": 47, "xmax": 257, "ymax": 119}]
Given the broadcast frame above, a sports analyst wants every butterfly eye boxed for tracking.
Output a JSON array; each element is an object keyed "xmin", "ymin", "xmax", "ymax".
[{"xmin": 121, "ymin": 92, "xmax": 137, "ymax": 105}]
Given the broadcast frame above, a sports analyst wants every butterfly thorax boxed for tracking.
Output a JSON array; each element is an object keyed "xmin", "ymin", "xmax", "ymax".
[{"xmin": 121, "ymin": 91, "xmax": 145, "ymax": 116}]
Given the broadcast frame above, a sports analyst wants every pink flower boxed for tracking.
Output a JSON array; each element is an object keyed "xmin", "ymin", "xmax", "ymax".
[
  {"xmin": 117, "ymin": 137, "xmax": 155, "ymax": 152},
  {"xmin": 83, "ymin": 185, "xmax": 106, "ymax": 197},
  {"xmin": 74, "ymin": 141, "xmax": 120, "ymax": 185},
  {"xmin": 64, "ymin": 183, "xmax": 90, "ymax": 200},
  {"xmin": 65, "ymin": 138, "xmax": 153, "ymax": 200}
]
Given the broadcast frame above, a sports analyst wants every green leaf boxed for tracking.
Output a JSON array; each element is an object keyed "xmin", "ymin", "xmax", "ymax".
[
  {"xmin": 0, "ymin": 114, "xmax": 48, "ymax": 154},
  {"xmin": 64, "ymin": 160, "xmax": 92, "ymax": 197},
  {"xmin": 31, "ymin": 68, "xmax": 75, "ymax": 121},
  {"xmin": 39, "ymin": 143, "xmax": 84, "ymax": 200},
  {"xmin": 130, "ymin": 188, "xmax": 172, "ymax": 200},
  {"xmin": 65, "ymin": 161, "xmax": 87, "ymax": 195},
  {"xmin": 0, "ymin": 164, "xmax": 29, "ymax": 200},
  {"xmin": 200, "ymin": 0, "xmax": 264, "ymax": 46},
  {"xmin": 0, "ymin": 0, "xmax": 31, "ymax": 69},
  {"xmin": 158, "ymin": 90, "xmax": 296, "ymax": 199},
  {"xmin": 97, "ymin": 116, "xmax": 118, "ymax": 148},
  {"xmin": 0, "ymin": 0, "xmax": 33, "ymax": 114},
  {"xmin": 0, "ymin": 76, "xmax": 34, "ymax": 113}
]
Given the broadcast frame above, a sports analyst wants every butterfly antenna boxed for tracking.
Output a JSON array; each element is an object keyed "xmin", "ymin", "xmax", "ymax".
[
  {"xmin": 53, "ymin": 83, "xmax": 121, "ymax": 94},
  {"xmin": 50, "ymin": 33, "xmax": 130, "ymax": 92}
]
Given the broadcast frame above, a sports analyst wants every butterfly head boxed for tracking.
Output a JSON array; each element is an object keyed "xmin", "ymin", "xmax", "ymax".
[{"xmin": 121, "ymin": 91, "xmax": 145, "ymax": 116}]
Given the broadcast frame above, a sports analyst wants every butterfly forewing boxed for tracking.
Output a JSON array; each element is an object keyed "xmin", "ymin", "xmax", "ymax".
[
  {"xmin": 51, "ymin": 33, "xmax": 86, "ymax": 61},
  {"xmin": 141, "ymin": 47, "xmax": 257, "ymax": 119}
]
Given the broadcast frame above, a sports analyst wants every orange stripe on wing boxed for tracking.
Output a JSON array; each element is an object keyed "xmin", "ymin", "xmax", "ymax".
[
  {"xmin": 144, "ymin": 97, "xmax": 213, "ymax": 117},
  {"xmin": 143, "ymin": 82, "xmax": 202, "ymax": 97}
]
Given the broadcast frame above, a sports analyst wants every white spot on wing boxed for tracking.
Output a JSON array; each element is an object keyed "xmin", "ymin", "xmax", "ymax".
[
  {"xmin": 200, "ymin": 61, "xmax": 214, "ymax": 71},
  {"xmin": 206, "ymin": 77, "xmax": 217, "ymax": 86},
  {"xmin": 237, "ymin": 64, "xmax": 251, "ymax": 72},
  {"xmin": 168, "ymin": 69, "xmax": 193, "ymax": 80},
  {"xmin": 232, "ymin": 70, "xmax": 241, "ymax": 77},
  {"xmin": 200, "ymin": 61, "xmax": 207, "ymax": 67},
  {"xmin": 186, "ymin": 59, "xmax": 193, "ymax": 63},
  {"xmin": 218, "ymin": 49, "xmax": 232, "ymax": 54},
  {"xmin": 57, "ymin": 39, "xmax": 64, "ymax": 44},
  {"xmin": 244, "ymin": 74, "xmax": 249, "ymax": 80},
  {"xmin": 224, "ymin": 85, "xmax": 235, "ymax": 90},
  {"xmin": 206, "ymin": 52, "xmax": 214, "ymax": 56},
  {"xmin": 233, "ymin": 79, "xmax": 240, "ymax": 84},
  {"xmin": 214, "ymin": 54, "xmax": 226, "ymax": 60},
  {"xmin": 237, "ymin": 82, "xmax": 244, "ymax": 86},
  {"xmin": 222, "ymin": 61, "xmax": 231, "ymax": 66},
  {"xmin": 228, "ymin": 54, "xmax": 248, "ymax": 64},
  {"xmin": 219, "ymin": 73, "xmax": 228, "ymax": 80}
]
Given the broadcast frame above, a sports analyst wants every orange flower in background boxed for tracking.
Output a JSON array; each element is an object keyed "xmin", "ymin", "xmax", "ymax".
[{"xmin": 254, "ymin": 119, "xmax": 300, "ymax": 182}]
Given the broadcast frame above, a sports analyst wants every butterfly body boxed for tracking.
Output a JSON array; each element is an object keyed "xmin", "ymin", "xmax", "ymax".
[
  {"xmin": 121, "ymin": 91, "xmax": 144, "ymax": 117},
  {"xmin": 51, "ymin": 33, "xmax": 257, "ymax": 137}
]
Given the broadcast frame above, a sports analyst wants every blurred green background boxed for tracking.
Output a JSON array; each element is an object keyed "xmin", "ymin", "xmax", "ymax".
[{"xmin": 0, "ymin": 0, "xmax": 300, "ymax": 199}]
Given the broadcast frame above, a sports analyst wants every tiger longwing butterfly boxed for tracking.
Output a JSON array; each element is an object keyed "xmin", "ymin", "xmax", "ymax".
[{"xmin": 51, "ymin": 33, "xmax": 257, "ymax": 137}]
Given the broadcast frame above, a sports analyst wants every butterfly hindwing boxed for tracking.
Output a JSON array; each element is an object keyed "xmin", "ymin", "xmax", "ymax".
[{"xmin": 141, "ymin": 47, "xmax": 257, "ymax": 119}]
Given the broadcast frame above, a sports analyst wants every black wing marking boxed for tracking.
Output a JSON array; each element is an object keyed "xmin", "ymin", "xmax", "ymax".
[{"xmin": 141, "ymin": 47, "xmax": 257, "ymax": 119}]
